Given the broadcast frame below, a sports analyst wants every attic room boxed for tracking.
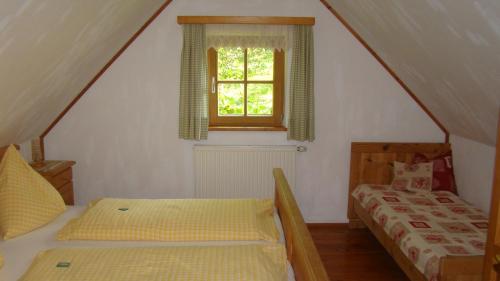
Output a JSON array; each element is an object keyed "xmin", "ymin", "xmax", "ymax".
[{"xmin": 1, "ymin": 0, "xmax": 499, "ymax": 280}]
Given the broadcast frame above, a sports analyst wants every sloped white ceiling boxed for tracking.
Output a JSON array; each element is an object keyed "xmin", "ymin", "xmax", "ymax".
[
  {"xmin": 0, "ymin": 0, "xmax": 166, "ymax": 146},
  {"xmin": 326, "ymin": 0, "xmax": 500, "ymax": 145}
]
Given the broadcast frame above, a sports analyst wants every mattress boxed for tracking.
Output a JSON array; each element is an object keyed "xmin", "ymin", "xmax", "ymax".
[
  {"xmin": 353, "ymin": 184, "xmax": 488, "ymax": 280},
  {"xmin": 0, "ymin": 206, "xmax": 295, "ymax": 281}
]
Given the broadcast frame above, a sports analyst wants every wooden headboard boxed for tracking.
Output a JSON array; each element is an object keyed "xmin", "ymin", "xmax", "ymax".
[
  {"xmin": 347, "ymin": 142, "xmax": 451, "ymax": 227},
  {"xmin": 0, "ymin": 144, "xmax": 20, "ymax": 161}
]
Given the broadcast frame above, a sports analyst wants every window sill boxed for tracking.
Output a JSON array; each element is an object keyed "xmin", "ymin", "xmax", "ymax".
[{"xmin": 208, "ymin": 126, "xmax": 287, "ymax": 132}]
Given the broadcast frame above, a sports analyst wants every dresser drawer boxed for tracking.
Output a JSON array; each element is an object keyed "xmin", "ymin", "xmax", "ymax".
[
  {"xmin": 49, "ymin": 168, "xmax": 73, "ymax": 189},
  {"xmin": 31, "ymin": 160, "xmax": 76, "ymax": 206},
  {"xmin": 58, "ymin": 182, "xmax": 74, "ymax": 205}
]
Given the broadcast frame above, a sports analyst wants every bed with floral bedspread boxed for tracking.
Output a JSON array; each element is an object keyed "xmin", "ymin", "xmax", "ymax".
[{"xmin": 352, "ymin": 184, "xmax": 488, "ymax": 281}]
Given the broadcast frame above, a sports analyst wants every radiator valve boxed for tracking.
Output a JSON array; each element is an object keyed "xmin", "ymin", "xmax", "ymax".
[{"xmin": 296, "ymin": 146, "xmax": 307, "ymax": 152}]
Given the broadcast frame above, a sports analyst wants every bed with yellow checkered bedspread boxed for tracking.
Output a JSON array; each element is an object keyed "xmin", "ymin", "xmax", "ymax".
[
  {"xmin": 20, "ymin": 244, "xmax": 287, "ymax": 281},
  {"xmin": 58, "ymin": 198, "xmax": 279, "ymax": 242}
]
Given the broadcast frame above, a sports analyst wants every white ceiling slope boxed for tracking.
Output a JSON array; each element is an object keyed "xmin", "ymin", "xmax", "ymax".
[
  {"xmin": 0, "ymin": 0, "xmax": 166, "ymax": 146},
  {"xmin": 327, "ymin": 0, "xmax": 500, "ymax": 145}
]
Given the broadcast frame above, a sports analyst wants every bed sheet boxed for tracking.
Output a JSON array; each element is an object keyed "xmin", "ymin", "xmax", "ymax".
[
  {"xmin": 58, "ymin": 198, "xmax": 279, "ymax": 242},
  {"xmin": 353, "ymin": 184, "xmax": 487, "ymax": 281},
  {"xmin": 0, "ymin": 206, "xmax": 294, "ymax": 281},
  {"xmin": 20, "ymin": 244, "xmax": 287, "ymax": 281}
]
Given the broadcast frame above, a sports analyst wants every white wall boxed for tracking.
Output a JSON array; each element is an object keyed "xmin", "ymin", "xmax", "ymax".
[
  {"xmin": 0, "ymin": 0, "xmax": 165, "ymax": 146},
  {"xmin": 19, "ymin": 141, "xmax": 32, "ymax": 162},
  {"xmin": 44, "ymin": 0, "xmax": 444, "ymax": 222},
  {"xmin": 451, "ymin": 134, "xmax": 495, "ymax": 213},
  {"xmin": 328, "ymin": 0, "xmax": 500, "ymax": 146}
]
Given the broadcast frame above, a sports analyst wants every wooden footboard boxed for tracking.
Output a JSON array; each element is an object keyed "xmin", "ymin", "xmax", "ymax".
[
  {"xmin": 273, "ymin": 168, "xmax": 329, "ymax": 281},
  {"xmin": 354, "ymin": 198, "xmax": 483, "ymax": 281}
]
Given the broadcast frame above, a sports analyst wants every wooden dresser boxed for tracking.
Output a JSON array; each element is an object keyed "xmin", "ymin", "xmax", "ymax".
[{"xmin": 30, "ymin": 161, "xmax": 76, "ymax": 205}]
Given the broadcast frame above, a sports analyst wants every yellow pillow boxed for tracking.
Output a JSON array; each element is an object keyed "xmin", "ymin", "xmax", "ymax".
[
  {"xmin": 0, "ymin": 145, "xmax": 66, "ymax": 239},
  {"xmin": 0, "ymin": 252, "xmax": 3, "ymax": 268}
]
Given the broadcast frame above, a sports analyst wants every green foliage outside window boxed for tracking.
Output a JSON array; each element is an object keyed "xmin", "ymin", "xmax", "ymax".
[
  {"xmin": 217, "ymin": 48, "xmax": 244, "ymax": 81},
  {"xmin": 217, "ymin": 47, "xmax": 274, "ymax": 116},
  {"xmin": 218, "ymin": 83, "xmax": 244, "ymax": 116},
  {"xmin": 247, "ymin": 48, "xmax": 273, "ymax": 81}
]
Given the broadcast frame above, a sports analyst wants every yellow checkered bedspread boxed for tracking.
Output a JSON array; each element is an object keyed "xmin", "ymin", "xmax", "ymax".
[
  {"xmin": 58, "ymin": 198, "xmax": 279, "ymax": 242},
  {"xmin": 20, "ymin": 244, "xmax": 287, "ymax": 281}
]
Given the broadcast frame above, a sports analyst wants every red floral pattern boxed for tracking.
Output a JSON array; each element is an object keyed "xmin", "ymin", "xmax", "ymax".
[
  {"xmin": 411, "ymin": 177, "xmax": 432, "ymax": 191},
  {"xmin": 378, "ymin": 214, "xmax": 388, "ymax": 227},
  {"xmin": 352, "ymin": 184, "xmax": 487, "ymax": 280},
  {"xmin": 408, "ymin": 246, "xmax": 420, "ymax": 263},
  {"xmin": 391, "ymin": 205, "xmax": 415, "ymax": 213},
  {"xmin": 409, "ymin": 214, "xmax": 429, "ymax": 221},
  {"xmin": 391, "ymin": 161, "xmax": 433, "ymax": 192},
  {"xmin": 422, "ymin": 234, "xmax": 451, "ymax": 244},
  {"xmin": 438, "ymin": 222, "xmax": 475, "ymax": 234},
  {"xmin": 435, "ymin": 197, "xmax": 454, "ymax": 203},
  {"xmin": 382, "ymin": 196, "xmax": 400, "ymax": 203},
  {"xmin": 391, "ymin": 178, "xmax": 409, "ymax": 191},
  {"xmin": 410, "ymin": 221, "xmax": 432, "ymax": 229},
  {"xmin": 366, "ymin": 198, "xmax": 381, "ymax": 215},
  {"xmin": 404, "ymin": 163, "xmax": 420, "ymax": 172},
  {"xmin": 357, "ymin": 192, "xmax": 366, "ymax": 203},
  {"xmin": 390, "ymin": 222, "xmax": 409, "ymax": 244},
  {"xmin": 471, "ymin": 222, "xmax": 489, "ymax": 230},
  {"xmin": 468, "ymin": 214, "xmax": 488, "ymax": 220},
  {"xmin": 430, "ymin": 210, "xmax": 448, "ymax": 218},
  {"xmin": 469, "ymin": 240, "xmax": 485, "ymax": 251},
  {"xmin": 443, "ymin": 245, "xmax": 470, "ymax": 255},
  {"xmin": 447, "ymin": 206, "xmax": 473, "ymax": 215},
  {"xmin": 407, "ymin": 197, "xmax": 435, "ymax": 206},
  {"xmin": 412, "ymin": 152, "xmax": 458, "ymax": 194},
  {"xmin": 424, "ymin": 256, "xmax": 440, "ymax": 281},
  {"xmin": 383, "ymin": 191, "xmax": 399, "ymax": 196}
]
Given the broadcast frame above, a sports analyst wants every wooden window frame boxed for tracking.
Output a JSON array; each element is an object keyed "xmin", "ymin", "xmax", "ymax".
[{"xmin": 208, "ymin": 47, "xmax": 285, "ymax": 129}]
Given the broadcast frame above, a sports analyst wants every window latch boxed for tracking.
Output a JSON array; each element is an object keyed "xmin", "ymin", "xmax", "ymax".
[{"xmin": 211, "ymin": 76, "xmax": 216, "ymax": 94}]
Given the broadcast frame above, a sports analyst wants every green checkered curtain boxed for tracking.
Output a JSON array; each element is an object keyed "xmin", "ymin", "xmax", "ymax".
[
  {"xmin": 288, "ymin": 25, "xmax": 314, "ymax": 142},
  {"xmin": 179, "ymin": 24, "xmax": 208, "ymax": 140}
]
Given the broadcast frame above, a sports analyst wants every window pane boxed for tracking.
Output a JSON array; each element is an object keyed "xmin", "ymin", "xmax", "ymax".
[
  {"xmin": 218, "ymin": 83, "xmax": 244, "ymax": 116},
  {"xmin": 217, "ymin": 48, "xmax": 244, "ymax": 81},
  {"xmin": 247, "ymin": 48, "xmax": 274, "ymax": 81},
  {"xmin": 247, "ymin": 84, "xmax": 273, "ymax": 116}
]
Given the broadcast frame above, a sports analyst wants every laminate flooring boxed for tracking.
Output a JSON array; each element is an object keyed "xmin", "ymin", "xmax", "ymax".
[{"xmin": 308, "ymin": 224, "xmax": 410, "ymax": 281}]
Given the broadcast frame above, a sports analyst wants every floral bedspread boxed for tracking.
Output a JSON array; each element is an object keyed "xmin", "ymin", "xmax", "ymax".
[{"xmin": 352, "ymin": 184, "xmax": 488, "ymax": 281}]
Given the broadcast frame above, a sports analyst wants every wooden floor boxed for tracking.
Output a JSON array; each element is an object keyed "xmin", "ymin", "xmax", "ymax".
[{"xmin": 308, "ymin": 224, "xmax": 410, "ymax": 281}]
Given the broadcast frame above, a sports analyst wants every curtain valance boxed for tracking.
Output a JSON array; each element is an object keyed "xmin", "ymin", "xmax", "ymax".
[{"xmin": 206, "ymin": 24, "xmax": 293, "ymax": 50}]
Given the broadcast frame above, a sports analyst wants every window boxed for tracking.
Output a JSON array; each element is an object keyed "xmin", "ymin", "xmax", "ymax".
[{"xmin": 208, "ymin": 47, "xmax": 284, "ymax": 128}]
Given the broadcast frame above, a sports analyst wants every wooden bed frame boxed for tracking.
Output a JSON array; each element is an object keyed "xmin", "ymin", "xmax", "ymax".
[
  {"xmin": 347, "ymin": 142, "xmax": 483, "ymax": 281},
  {"xmin": 273, "ymin": 168, "xmax": 330, "ymax": 281},
  {"xmin": 0, "ymin": 146, "xmax": 328, "ymax": 281}
]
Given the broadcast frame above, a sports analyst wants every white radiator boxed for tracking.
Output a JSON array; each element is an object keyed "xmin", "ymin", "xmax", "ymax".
[{"xmin": 194, "ymin": 145, "xmax": 296, "ymax": 198}]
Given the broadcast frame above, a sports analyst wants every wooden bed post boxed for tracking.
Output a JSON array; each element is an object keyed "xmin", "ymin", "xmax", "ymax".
[
  {"xmin": 348, "ymin": 145, "xmax": 365, "ymax": 228},
  {"xmin": 273, "ymin": 168, "xmax": 330, "ymax": 281},
  {"xmin": 483, "ymin": 110, "xmax": 500, "ymax": 281}
]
